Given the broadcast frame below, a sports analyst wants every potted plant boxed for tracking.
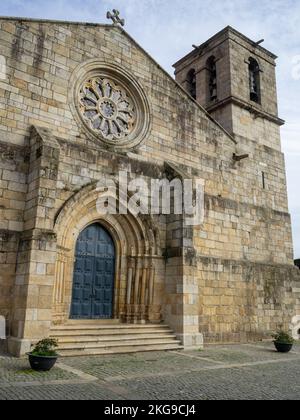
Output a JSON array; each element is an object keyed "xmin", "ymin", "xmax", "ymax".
[
  {"xmin": 272, "ymin": 331, "xmax": 294, "ymax": 353},
  {"xmin": 27, "ymin": 338, "xmax": 59, "ymax": 372}
]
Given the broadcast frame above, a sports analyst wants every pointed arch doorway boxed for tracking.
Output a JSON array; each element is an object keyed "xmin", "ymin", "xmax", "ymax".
[{"xmin": 70, "ymin": 223, "xmax": 116, "ymax": 320}]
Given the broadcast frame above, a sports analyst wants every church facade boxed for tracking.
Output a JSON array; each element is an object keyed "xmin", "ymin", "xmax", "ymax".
[{"xmin": 0, "ymin": 16, "xmax": 299, "ymax": 356}]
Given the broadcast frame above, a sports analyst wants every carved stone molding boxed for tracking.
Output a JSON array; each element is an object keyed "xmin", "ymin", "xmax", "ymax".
[{"xmin": 52, "ymin": 183, "xmax": 163, "ymax": 325}]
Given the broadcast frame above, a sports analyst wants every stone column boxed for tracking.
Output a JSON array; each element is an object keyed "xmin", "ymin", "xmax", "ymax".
[
  {"xmin": 8, "ymin": 127, "xmax": 60, "ymax": 356},
  {"xmin": 52, "ymin": 246, "xmax": 73, "ymax": 324},
  {"xmin": 164, "ymin": 215, "xmax": 203, "ymax": 349},
  {"xmin": 133, "ymin": 258, "xmax": 142, "ymax": 323},
  {"xmin": 125, "ymin": 256, "xmax": 135, "ymax": 323}
]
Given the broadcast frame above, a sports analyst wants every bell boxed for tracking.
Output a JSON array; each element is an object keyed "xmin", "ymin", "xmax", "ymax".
[
  {"xmin": 250, "ymin": 84, "xmax": 257, "ymax": 94},
  {"xmin": 211, "ymin": 88, "xmax": 217, "ymax": 99}
]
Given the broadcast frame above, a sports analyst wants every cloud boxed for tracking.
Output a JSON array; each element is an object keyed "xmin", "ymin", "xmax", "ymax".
[{"xmin": 0, "ymin": 0, "xmax": 299, "ymax": 257}]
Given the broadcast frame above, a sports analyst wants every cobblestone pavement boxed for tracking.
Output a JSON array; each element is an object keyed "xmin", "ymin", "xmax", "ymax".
[{"xmin": 0, "ymin": 342, "xmax": 299, "ymax": 400}]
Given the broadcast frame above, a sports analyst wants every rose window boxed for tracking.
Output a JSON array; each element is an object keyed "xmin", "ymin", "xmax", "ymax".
[{"xmin": 79, "ymin": 77, "xmax": 136, "ymax": 141}]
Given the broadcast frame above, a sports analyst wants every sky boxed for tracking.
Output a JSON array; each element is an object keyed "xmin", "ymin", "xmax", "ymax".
[{"xmin": 0, "ymin": 0, "xmax": 299, "ymax": 258}]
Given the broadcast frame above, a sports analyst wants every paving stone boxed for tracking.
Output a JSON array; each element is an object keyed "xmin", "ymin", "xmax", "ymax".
[
  {"xmin": 0, "ymin": 356, "xmax": 77, "ymax": 383},
  {"xmin": 0, "ymin": 382, "xmax": 123, "ymax": 401},
  {"xmin": 0, "ymin": 344, "xmax": 299, "ymax": 400}
]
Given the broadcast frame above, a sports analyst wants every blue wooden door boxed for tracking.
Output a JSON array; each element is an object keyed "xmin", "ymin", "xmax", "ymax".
[{"xmin": 70, "ymin": 224, "xmax": 115, "ymax": 319}]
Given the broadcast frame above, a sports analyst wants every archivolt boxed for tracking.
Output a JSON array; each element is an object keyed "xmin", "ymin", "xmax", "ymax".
[
  {"xmin": 52, "ymin": 182, "xmax": 163, "ymax": 324},
  {"xmin": 54, "ymin": 181, "xmax": 161, "ymax": 255}
]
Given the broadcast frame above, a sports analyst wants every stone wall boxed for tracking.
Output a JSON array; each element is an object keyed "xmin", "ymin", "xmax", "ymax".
[
  {"xmin": 0, "ymin": 140, "xmax": 28, "ymax": 338},
  {"xmin": 197, "ymin": 257, "xmax": 300, "ymax": 343}
]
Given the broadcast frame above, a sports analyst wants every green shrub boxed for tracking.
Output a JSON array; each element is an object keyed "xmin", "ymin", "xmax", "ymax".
[
  {"xmin": 272, "ymin": 331, "xmax": 294, "ymax": 345},
  {"xmin": 31, "ymin": 338, "xmax": 59, "ymax": 357}
]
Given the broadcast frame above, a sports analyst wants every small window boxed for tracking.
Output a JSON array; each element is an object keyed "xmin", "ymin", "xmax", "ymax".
[
  {"xmin": 262, "ymin": 171, "xmax": 266, "ymax": 189},
  {"xmin": 207, "ymin": 56, "xmax": 217, "ymax": 102},
  {"xmin": 249, "ymin": 58, "xmax": 261, "ymax": 103},
  {"xmin": 186, "ymin": 69, "xmax": 197, "ymax": 99}
]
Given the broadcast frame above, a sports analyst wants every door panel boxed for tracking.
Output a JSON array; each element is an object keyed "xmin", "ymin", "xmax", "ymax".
[{"xmin": 70, "ymin": 224, "xmax": 115, "ymax": 320}]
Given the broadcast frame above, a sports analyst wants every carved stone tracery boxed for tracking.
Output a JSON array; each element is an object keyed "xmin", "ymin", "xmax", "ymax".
[
  {"xmin": 69, "ymin": 60, "xmax": 151, "ymax": 151},
  {"xmin": 79, "ymin": 77, "xmax": 136, "ymax": 142}
]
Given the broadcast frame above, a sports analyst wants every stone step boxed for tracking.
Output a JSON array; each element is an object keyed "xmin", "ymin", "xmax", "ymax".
[
  {"xmin": 51, "ymin": 323, "xmax": 168, "ymax": 331},
  {"xmin": 57, "ymin": 338, "xmax": 181, "ymax": 351},
  {"xmin": 65, "ymin": 319, "xmax": 121, "ymax": 326},
  {"xmin": 57, "ymin": 343, "xmax": 184, "ymax": 357},
  {"xmin": 52, "ymin": 334, "xmax": 176, "ymax": 344},
  {"xmin": 50, "ymin": 328, "xmax": 173, "ymax": 337},
  {"xmin": 50, "ymin": 322, "xmax": 181, "ymax": 357}
]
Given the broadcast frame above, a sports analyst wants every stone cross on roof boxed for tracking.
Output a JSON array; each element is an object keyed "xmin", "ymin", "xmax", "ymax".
[{"xmin": 106, "ymin": 9, "xmax": 125, "ymax": 27}]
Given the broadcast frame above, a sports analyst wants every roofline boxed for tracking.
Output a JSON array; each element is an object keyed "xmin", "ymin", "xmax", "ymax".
[
  {"xmin": 173, "ymin": 25, "xmax": 277, "ymax": 68},
  {"xmin": 0, "ymin": 15, "xmax": 237, "ymax": 145},
  {"xmin": 0, "ymin": 15, "xmax": 112, "ymax": 27}
]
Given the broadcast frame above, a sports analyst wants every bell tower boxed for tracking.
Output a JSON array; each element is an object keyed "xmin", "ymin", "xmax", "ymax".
[{"xmin": 173, "ymin": 26, "xmax": 284, "ymax": 151}]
